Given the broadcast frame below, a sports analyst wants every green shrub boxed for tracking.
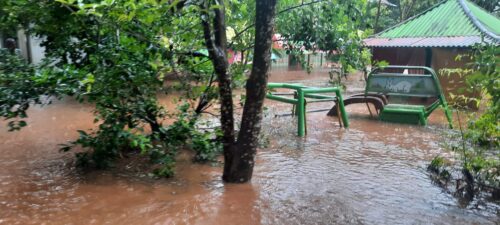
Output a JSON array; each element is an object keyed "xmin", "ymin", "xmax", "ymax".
[
  {"xmin": 466, "ymin": 110, "xmax": 499, "ymax": 147},
  {"xmin": 0, "ymin": 49, "xmax": 38, "ymax": 131}
]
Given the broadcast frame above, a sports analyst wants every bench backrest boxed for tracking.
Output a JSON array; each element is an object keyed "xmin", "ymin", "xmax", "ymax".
[{"xmin": 365, "ymin": 66, "xmax": 444, "ymax": 99}]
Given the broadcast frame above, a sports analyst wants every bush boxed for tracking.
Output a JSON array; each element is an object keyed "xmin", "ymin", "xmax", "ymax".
[
  {"xmin": 0, "ymin": 49, "xmax": 38, "ymax": 131},
  {"xmin": 432, "ymin": 42, "xmax": 499, "ymax": 200},
  {"xmin": 466, "ymin": 111, "xmax": 499, "ymax": 147}
]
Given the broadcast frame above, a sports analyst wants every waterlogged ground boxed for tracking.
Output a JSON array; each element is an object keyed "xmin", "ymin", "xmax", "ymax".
[{"xmin": 0, "ymin": 70, "xmax": 498, "ymax": 224}]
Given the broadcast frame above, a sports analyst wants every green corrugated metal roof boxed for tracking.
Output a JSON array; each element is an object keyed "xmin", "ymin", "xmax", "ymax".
[
  {"xmin": 466, "ymin": 1, "xmax": 500, "ymax": 34},
  {"xmin": 378, "ymin": 0, "xmax": 500, "ymax": 39}
]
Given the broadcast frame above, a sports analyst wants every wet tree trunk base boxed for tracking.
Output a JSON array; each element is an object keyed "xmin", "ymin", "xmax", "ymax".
[{"xmin": 222, "ymin": 145, "xmax": 254, "ymax": 183}]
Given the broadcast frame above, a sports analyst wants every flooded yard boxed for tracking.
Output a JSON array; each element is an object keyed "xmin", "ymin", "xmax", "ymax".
[{"xmin": 0, "ymin": 70, "xmax": 498, "ymax": 224}]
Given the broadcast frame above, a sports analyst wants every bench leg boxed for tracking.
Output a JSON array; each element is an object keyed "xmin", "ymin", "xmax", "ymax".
[
  {"xmin": 366, "ymin": 102, "xmax": 374, "ymax": 118},
  {"xmin": 336, "ymin": 100, "xmax": 342, "ymax": 127},
  {"xmin": 420, "ymin": 112, "xmax": 427, "ymax": 126},
  {"xmin": 304, "ymin": 102, "xmax": 308, "ymax": 135},
  {"xmin": 444, "ymin": 107, "xmax": 453, "ymax": 129},
  {"xmin": 297, "ymin": 90, "xmax": 306, "ymax": 137}
]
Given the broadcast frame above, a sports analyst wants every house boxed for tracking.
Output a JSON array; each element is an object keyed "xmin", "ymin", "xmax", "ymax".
[
  {"xmin": 364, "ymin": 0, "xmax": 499, "ymax": 99},
  {"xmin": 1, "ymin": 30, "xmax": 47, "ymax": 65}
]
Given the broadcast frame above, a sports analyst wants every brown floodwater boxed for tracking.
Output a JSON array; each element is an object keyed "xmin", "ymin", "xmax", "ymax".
[{"xmin": 0, "ymin": 70, "xmax": 498, "ymax": 224}]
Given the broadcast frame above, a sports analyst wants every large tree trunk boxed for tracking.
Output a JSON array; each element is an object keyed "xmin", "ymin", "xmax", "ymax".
[
  {"xmin": 222, "ymin": 0, "xmax": 278, "ymax": 183},
  {"xmin": 201, "ymin": 0, "xmax": 236, "ymax": 164}
]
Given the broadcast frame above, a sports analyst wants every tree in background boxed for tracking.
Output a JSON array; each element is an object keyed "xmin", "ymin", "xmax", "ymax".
[
  {"xmin": 471, "ymin": 0, "xmax": 500, "ymax": 16},
  {"xmin": 371, "ymin": 0, "xmax": 440, "ymax": 32},
  {"xmin": 277, "ymin": 0, "xmax": 371, "ymax": 76}
]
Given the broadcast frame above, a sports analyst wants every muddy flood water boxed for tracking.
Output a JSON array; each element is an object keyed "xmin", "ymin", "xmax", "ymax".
[{"xmin": 1, "ymin": 70, "xmax": 499, "ymax": 224}]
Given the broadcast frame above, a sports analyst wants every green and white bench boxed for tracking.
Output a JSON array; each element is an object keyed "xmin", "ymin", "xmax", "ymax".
[{"xmin": 366, "ymin": 66, "xmax": 453, "ymax": 128}]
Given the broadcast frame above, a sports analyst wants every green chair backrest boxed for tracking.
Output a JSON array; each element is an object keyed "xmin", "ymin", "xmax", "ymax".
[
  {"xmin": 366, "ymin": 66, "xmax": 444, "ymax": 100},
  {"xmin": 365, "ymin": 66, "xmax": 453, "ymax": 128}
]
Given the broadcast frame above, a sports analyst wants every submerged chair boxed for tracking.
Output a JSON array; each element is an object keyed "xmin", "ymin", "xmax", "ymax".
[{"xmin": 328, "ymin": 66, "xmax": 453, "ymax": 128}]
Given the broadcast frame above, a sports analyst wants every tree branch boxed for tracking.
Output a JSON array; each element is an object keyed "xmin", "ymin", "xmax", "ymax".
[{"xmin": 229, "ymin": 0, "xmax": 328, "ymax": 48}]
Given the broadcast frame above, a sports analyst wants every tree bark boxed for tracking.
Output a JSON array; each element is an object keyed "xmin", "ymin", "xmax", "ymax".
[
  {"xmin": 201, "ymin": 0, "xmax": 236, "ymax": 158},
  {"xmin": 402, "ymin": 0, "xmax": 416, "ymax": 21},
  {"xmin": 222, "ymin": 0, "xmax": 278, "ymax": 183},
  {"xmin": 374, "ymin": 0, "xmax": 382, "ymax": 32},
  {"xmin": 201, "ymin": 0, "xmax": 278, "ymax": 183}
]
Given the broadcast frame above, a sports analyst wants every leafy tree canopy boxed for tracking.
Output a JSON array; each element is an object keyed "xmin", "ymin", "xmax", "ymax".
[{"xmin": 0, "ymin": 0, "xmax": 371, "ymax": 180}]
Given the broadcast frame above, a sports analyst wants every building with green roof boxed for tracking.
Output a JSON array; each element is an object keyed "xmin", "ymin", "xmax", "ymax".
[
  {"xmin": 366, "ymin": 0, "xmax": 499, "ymax": 48},
  {"xmin": 364, "ymin": 0, "xmax": 499, "ymax": 100}
]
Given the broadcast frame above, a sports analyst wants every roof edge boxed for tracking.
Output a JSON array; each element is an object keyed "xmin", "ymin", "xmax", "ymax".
[
  {"xmin": 458, "ymin": 0, "xmax": 500, "ymax": 42},
  {"xmin": 364, "ymin": 36, "xmax": 493, "ymax": 48}
]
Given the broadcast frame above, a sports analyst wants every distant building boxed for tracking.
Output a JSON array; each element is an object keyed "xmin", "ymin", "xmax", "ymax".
[
  {"xmin": 0, "ymin": 29, "xmax": 46, "ymax": 64},
  {"xmin": 364, "ymin": 0, "xmax": 499, "ymax": 99},
  {"xmin": 370, "ymin": 0, "xmax": 397, "ymax": 7}
]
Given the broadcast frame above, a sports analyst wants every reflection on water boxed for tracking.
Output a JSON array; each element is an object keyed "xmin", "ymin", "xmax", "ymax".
[{"xmin": 0, "ymin": 70, "xmax": 498, "ymax": 224}]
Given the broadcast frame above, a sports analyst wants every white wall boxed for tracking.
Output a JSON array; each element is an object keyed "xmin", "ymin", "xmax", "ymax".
[
  {"xmin": 30, "ymin": 35, "xmax": 46, "ymax": 64},
  {"xmin": 15, "ymin": 29, "xmax": 47, "ymax": 64},
  {"xmin": 17, "ymin": 29, "xmax": 30, "ymax": 60}
]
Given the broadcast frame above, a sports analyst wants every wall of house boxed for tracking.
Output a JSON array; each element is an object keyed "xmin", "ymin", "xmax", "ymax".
[
  {"xmin": 431, "ymin": 47, "xmax": 479, "ymax": 107},
  {"xmin": 372, "ymin": 47, "xmax": 427, "ymax": 74},
  {"xmin": 372, "ymin": 47, "xmax": 426, "ymax": 66},
  {"xmin": 1, "ymin": 30, "xmax": 46, "ymax": 64},
  {"xmin": 16, "ymin": 30, "xmax": 30, "ymax": 61},
  {"xmin": 29, "ymin": 35, "xmax": 46, "ymax": 64}
]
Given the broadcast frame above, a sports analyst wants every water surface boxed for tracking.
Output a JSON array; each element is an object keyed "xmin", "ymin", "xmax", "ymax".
[{"xmin": 0, "ymin": 70, "xmax": 498, "ymax": 224}]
